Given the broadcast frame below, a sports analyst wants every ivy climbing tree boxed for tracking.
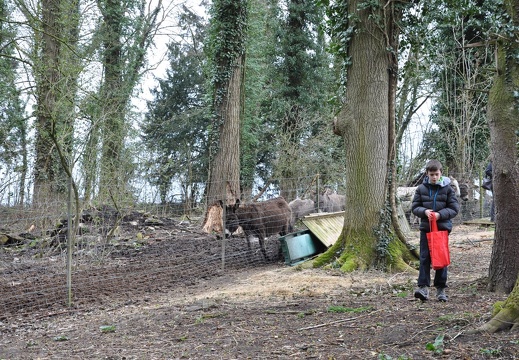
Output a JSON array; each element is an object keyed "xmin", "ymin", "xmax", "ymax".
[
  {"xmin": 203, "ymin": 0, "xmax": 248, "ymax": 209},
  {"xmin": 28, "ymin": 0, "xmax": 80, "ymax": 211},
  {"xmin": 90, "ymin": 0, "xmax": 161, "ymax": 204},
  {"xmin": 241, "ymin": 0, "xmax": 340, "ymax": 200}
]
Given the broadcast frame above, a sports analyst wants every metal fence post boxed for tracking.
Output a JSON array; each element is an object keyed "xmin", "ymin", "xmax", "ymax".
[
  {"xmin": 66, "ymin": 174, "xmax": 73, "ymax": 307},
  {"xmin": 316, "ymin": 174, "xmax": 320, "ymax": 212},
  {"xmin": 221, "ymin": 188, "xmax": 226, "ymax": 271}
]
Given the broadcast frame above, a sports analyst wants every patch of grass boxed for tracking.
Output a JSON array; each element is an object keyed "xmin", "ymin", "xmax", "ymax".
[
  {"xmin": 28, "ymin": 239, "xmax": 40, "ymax": 247},
  {"xmin": 459, "ymin": 283, "xmax": 478, "ymax": 295},
  {"xmin": 479, "ymin": 349, "xmax": 501, "ymax": 356},
  {"xmin": 437, "ymin": 313, "xmax": 473, "ymax": 328},
  {"xmin": 396, "ymin": 291, "xmax": 408, "ymax": 298},
  {"xmin": 131, "ymin": 242, "xmax": 143, "ymax": 249},
  {"xmin": 195, "ymin": 312, "xmax": 227, "ymax": 324},
  {"xmin": 426, "ymin": 334, "xmax": 445, "ymax": 354},
  {"xmin": 53, "ymin": 335, "xmax": 69, "ymax": 342},
  {"xmin": 438, "ymin": 314, "xmax": 456, "ymax": 321},
  {"xmin": 26, "ymin": 340, "xmax": 37, "ymax": 347},
  {"xmin": 479, "ymin": 348, "xmax": 501, "ymax": 356},
  {"xmin": 327, "ymin": 305, "xmax": 372, "ymax": 313},
  {"xmin": 100, "ymin": 325, "xmax": 116, "ymax": 333}
]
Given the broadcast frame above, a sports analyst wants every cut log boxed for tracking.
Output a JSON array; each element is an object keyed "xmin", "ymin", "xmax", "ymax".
[
  {"xmin": 0, "ymin": 233, "xmax": 25, "ymax": 246},
  {"xmin": 202, "ymin": 202, "xmax": 224, "ymax": 234}
]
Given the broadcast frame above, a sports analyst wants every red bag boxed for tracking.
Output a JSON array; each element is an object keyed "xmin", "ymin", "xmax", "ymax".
[{"xmin": 426, "ymin": 216, "xmax": 450, "ymax": 270}]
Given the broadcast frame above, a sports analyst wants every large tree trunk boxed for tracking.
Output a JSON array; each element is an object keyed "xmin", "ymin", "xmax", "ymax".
[
  {"xmin": 202, "ymin": 55, "xmax": 244, "ymax": 234},
  {"xmin": 33, "ymin": 0, "xmax": 79, "ymax": 214},
  {"xmin": 82, "ymin": 121, "xmax": 100, "ymax": 204},
  {"xmin": 486, "ymin": 0, "xmax": 519, "ymax": 294},
  {"xmin": 97, "ymin": 0, "xmax": 128, "ymax": 203},
  {"xmin": 206, "ymin": 54, "xmax": 244, "ymax": 207},
  {"xmin": 470, "ymin": 0, "xmax": 519, "ymax": 335},
  {"xmin": 202, "ymin": 0, "xmax": 247, "ymax": 235},
  {"xmin": 203, "ymin": 0, "xmax": 247, "ymax": 226},
  {"xmin": 314, "ymin": 0, "xmax": 416, "ymax": 272},
  {"xmin": 279, "ymin": 0, "xmax": 305, "ymax": 202},
  {"xmin": 33, "ymin": 0, "xmax": 61, "ymax": 210}
]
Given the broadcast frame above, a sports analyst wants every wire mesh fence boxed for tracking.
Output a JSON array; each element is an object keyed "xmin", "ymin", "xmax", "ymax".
[{"xmin": 0, "ymin": 177, "xmax": 491, "ymax": 324}]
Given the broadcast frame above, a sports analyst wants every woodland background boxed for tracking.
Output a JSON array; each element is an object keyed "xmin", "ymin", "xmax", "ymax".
[
  {"xmin": 2, "ymin": 0, "xmax": 519, "ymax": 356},
  {"xmin": 0, "ymin": 0, "xmax": 495, "ymax": 216}
]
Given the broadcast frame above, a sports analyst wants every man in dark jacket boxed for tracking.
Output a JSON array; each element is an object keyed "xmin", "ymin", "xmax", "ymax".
[
  {"xmin": 484, "ymin": 161, "xmax": 495, "ymax": 221},
  {"xmin": 412, "ymin": 159, "xmax": 460, "ymax": 302}
]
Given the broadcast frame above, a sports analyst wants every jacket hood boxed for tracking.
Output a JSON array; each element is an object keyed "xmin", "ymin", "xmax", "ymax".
[{"xmin": 423, "ymin": 175, "xmax": 451, "ymax": 187}]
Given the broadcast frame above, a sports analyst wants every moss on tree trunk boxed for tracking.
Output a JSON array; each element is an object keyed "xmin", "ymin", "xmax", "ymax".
[
  {"xmin": 313, "ymin": 228, "xmax": 416, "ymax": 273},
  {"xmin": 470, "ymin": 276, "xmax": 519, "ymax": 333}
]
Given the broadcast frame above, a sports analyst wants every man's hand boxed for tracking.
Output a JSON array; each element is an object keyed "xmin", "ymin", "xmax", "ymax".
[{"xmin": 426, "ymin": 210, "xmax": 439, "ymax": 220}]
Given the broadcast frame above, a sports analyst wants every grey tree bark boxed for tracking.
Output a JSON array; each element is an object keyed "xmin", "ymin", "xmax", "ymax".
[
  {"xmin": 314, "ymin": 0, "xmax": 417, "ymax": 271},
  {"xmin": 31, "ymin": 0, "xmax": 80, "ymax": 214}
]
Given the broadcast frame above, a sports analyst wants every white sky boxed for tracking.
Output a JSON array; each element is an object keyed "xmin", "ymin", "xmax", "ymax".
[{"xmin": 133, "ymin": 1, "xmax": 207, "ymax": 112}]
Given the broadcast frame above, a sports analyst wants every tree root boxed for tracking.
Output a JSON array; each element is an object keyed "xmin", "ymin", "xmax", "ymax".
[{"xmin": 466, "ymin": 307, "xmax": 519, "ymax": 334}]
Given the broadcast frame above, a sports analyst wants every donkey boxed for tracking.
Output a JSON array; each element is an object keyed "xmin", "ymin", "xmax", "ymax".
[{"xmin": 226, "ymin": 197, "xmax": 292, "ymax": 259}]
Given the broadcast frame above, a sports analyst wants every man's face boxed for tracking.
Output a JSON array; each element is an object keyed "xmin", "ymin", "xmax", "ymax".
[{"xmin": 427, "ymin": 169, "xmax": 442, "ymax": 184}]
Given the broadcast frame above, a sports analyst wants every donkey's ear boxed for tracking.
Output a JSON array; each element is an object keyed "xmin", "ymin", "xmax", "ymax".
[{"xmin": 228, "ymin": 198, "xmax": 240, "ymax": 212}]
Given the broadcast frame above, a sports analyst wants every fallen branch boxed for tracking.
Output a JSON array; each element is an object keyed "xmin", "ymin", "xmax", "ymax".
[
  {"xmin": 266, "ymin": 309, "xmax": 318, "ymax": 316},
  {"xmin": 35, "ymin": 309, "xmax": 78, "ymax": 320}
]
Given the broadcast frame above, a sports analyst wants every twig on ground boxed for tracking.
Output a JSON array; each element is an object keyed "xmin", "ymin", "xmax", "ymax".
[
  {"xmin": 297, "ymin": 309, "xmax": 382, "ymax": 331},
  {"xmin": 386, "ymin": 270, "xmax": 413, "ymax": 287},
  {"xmin": 407, "ymin": 323, "xmax": 439, "ymax": 341},
  {"xmin": 35, "ymin": 309, "xmax": 77, "ymax": 320},
  {"xmin": 450, "ymin": 331, "xmax": 463, "ymax": 341}
]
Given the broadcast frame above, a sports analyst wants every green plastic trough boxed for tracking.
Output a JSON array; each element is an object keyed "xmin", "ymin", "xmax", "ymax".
[{"xmin": 278, "ymin": 230, "xmax": 326, "ymax": 266}]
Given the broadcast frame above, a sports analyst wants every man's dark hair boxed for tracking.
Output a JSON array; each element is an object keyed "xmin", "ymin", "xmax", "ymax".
[{"xmin": 426, "ymin": 159, "xmax": 443, "ymax": 172}]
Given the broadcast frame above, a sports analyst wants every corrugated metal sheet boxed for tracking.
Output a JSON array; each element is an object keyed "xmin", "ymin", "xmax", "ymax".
[{"xmin": 301, "ymin": 211, "xmax": 345, "ymax": 247}]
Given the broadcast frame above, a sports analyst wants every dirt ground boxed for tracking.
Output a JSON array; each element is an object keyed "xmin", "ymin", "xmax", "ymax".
[{"xmin": 1, "ymin": 217, "xmax": 518, "ymax": 360}]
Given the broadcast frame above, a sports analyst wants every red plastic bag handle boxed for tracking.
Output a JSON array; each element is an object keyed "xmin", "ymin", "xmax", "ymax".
[{"xmin": 429, "ymin": 216, "xmax": 438, "ymax": 232}]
